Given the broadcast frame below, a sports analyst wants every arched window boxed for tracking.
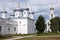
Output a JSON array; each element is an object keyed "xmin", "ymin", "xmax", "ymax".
[
  {"xmin": 24, "ymin": 12, "xmax": 26, "ymax": 14},
  {"xmin": 14, "ymin": 27, "xmax": 16, "ymax": 31},
  {"xmin": 48, "ymin": 22, "xmax": 50, "ymax": 26},
  {"xmin": 8, "ymin": 27, "xmax": 10, "ymax": 31},
  {"xmin": 51, "ymin": 14, "xmax": 53, "ymax": 18},
  {"xmin": 0, "ymin": 26, "xmax": 1, "ymax": 32}
]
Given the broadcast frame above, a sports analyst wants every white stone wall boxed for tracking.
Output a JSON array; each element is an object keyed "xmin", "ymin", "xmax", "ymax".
[
  {"xmin": 0, "ymin": 18, "xmax": 17, "ymax": 35},
  {"xmin": 27, "ymin": 18, "xmax": 36, "ymax": 34},
  {"xmin": 10, "ymin": 18, "xmax": 36, "ymax": 34},
  {"xmin": 0, "ymin": 17, "xmax": 36, "ymax": 35},
  {"xmin": 10, "ymin": 18, "xmax": 28, "ymax": 34},
  {"xmin": 0, "ymin": 25, "xmax": 17, "ymax": 35},
  {"xmin": 17, "ymin": 18, "xmax": 28, "ymax": 34}
]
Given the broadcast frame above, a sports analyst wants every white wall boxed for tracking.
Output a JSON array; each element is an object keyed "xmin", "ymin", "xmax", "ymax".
[
  {"xmin": 0, "ymin": 17, "xmax": 36, "ymax": 35},
  {"xmin": 10, "ymin": 18, "xmax": 28, "ymax": 34},
  {"xmin": 11, "ymin": 18, "xmax": 36, "ymax": 34},
  {"xmin": 0, "ymin": 18, "xmax": 17, "ymax": 35},
  {"xmin": 27, "ymin": 18, "xmax": 36, "ymax": 34}
]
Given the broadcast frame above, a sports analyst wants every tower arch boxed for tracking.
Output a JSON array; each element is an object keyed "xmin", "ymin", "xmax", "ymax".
[{"xmin": 50, "ymin": 5, "xmax": 54, "ymax": 19}]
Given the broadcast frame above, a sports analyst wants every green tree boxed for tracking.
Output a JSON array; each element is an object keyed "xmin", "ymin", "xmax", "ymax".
[
  {"xmin": 50, "ymin": 17, "xmax": 60, "ymax": 33},
  {"xmin": 35, "ymin": 15, "xmax": 46, "ymax": 33}
]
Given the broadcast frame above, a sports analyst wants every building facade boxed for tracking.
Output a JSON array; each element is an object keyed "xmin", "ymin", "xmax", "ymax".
[
  {"xmin": 0, "ymin": 3, "xmax": 36, "ymax": 35},
  {"xmin": 0, "ymin": 18, "xmax": 17, "ymax": 35}
]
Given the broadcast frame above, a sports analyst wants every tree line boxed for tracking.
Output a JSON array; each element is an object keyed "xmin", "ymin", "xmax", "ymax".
[{"xmin": 35, "ymin": 15, "xmax": 60, "ymax": 33}]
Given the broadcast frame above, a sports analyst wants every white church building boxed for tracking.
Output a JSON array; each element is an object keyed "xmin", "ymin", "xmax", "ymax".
[
  {"xmin": 0, "ymin": 3, "xmax": 56, "ymax": 35},
  {"xmin": 0, "ymin": 3, "xmax": 36, "ymax": 35}
]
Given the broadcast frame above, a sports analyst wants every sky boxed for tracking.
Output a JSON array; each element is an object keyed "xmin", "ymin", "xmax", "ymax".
[{"xmin": 0, "ymin": 0, "xmax": 60, "ymax": 21}]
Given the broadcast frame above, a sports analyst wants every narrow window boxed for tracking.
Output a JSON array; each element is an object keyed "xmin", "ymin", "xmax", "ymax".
[
  {"xmin": 24, "ymin": 12, "xmax": 26, "ymax": 14},
  {"xmin": 16, "ymin": 14, "xmax": 17, "ymax": 15},
  {"xmin": 14, "ymin": 27, "xmax": 16, "ymax": 31},
  {"xmin": 19, "ymin": 13, "xmax": 21, "ymax": 15},
  {"xmin": 51, "ymin": 14, "xmax": 53, "ymax": 18},
  {"xmin": 20, "ymin": 21, "xmax": 21, "ymax": 24},
  {"xmin": 8, "ymin": 27, "xmax": 10, "ymax": 31},
  {"xmin": 0, "ymin": 26, "xmax": 1, "ymax": 32}
]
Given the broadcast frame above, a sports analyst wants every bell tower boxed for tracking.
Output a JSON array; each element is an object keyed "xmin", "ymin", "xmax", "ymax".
[
  {"xmin": 50, "ymin": 5, "xmax": 54, "ymax": 19},
  {"xmin": 1, "ymin": 6, "xmax": 7, "ymax": 18},
  {"xmin": 44, "ymin": 5, "xmax": 55, "ymax": 33}
]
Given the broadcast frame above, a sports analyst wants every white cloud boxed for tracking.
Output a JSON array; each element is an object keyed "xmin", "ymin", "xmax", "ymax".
[{"xmin": 0, "ymin": 0, "xmax": 60, "ymax": 20}]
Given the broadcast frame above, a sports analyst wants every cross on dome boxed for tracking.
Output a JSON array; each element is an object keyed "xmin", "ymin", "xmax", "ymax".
[
  {"xmin": 16, "ymin": 2, "xmax": 20, "ymax": 9},
  {"xmin": 2, "ymin": 6, "xmax": 6, "ymax": 11}
]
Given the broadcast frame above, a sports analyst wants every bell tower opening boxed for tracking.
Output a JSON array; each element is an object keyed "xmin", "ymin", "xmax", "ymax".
[{"xmin": 50, "ymin": 5, "xmax": 54, "ymax": 19}]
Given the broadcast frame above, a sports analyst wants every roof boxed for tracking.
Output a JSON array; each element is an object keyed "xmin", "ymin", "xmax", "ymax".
[{"xmin": 14, "ymin": 8, "xmax": 29, "ymax": 12}]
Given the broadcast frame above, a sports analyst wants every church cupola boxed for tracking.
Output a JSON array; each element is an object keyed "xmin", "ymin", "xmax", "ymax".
[
  {"xmin": 14, "ymin": 3, "xmax": 23, "ymax": 18},
  {"xmin": 23, "ymin": 3, "xmax": 29, "ymax": 17},
  {"xmin": 29, "ymin": 12, "xmax": 34, "ymax": 19},
  {"xmin": 23, "ymin": 8, "xmax": 29, "ymax": 17},
  {"xmin": 50, "ymin": 5, "xmax": 54, "ymax": 19},
  {"xmin": 0, "ymin": 6, "xmax": 7, "ymax": 18}
]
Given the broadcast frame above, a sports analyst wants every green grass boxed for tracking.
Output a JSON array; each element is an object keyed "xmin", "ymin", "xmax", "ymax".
[
  {"xmin": 17, "ymin": 37, "xmax": 60, "ymax": 40},
  {"xmin": 35, "ymin": 33, "xmax": 60, "ymax": 36},
  {"xmin": 0, "ymin": 35, "xmax": 13, "ymax": 40},
  {"xmin": 0, "ymin": 35, "xmax": 13, "ymax": 39},
  {"xmin": 0, "ymin": 33, "xmax": 60, "ymax": 40},
  {"xmin": 0, "ymin": 34, "xmax": 32, "ymax": 39},
  {"xmin": 14, "ymin": 33, "xmax": 60, "ymax": 40}
]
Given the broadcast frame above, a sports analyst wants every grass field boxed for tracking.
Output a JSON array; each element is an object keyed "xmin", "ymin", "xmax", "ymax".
[
  {"xmin": 0, "ymin": 33, "xmax": 60, "ymax": 40},
  {"xmin": 0, "ymin": 34, "xmax": 31, "ymax": 40},
  {"xmin": 35, "ymin": 33, "xmax": 60, "ymax": 36},
  {"xmin": 17, "ymin": 33, "xmax": 60, "ymax": 40},
  {"xmin": 17, "ymin": 37, "xmax": 60, "ymax": 40}
]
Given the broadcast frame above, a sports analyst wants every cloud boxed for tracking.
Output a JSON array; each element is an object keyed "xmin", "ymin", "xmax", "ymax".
[
  {"xmin": 27, "ymin": 0, "xmax": 60, "ymax": 22},
  {"xmin": 0, "ymin": 0, "xmax": 60, "ymax": 21}
]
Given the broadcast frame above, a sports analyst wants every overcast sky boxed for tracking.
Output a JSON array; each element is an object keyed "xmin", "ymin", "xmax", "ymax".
[{"xmin": 0, "ymin": 0, "xmax": 60, "ymax": 21}]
